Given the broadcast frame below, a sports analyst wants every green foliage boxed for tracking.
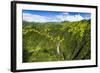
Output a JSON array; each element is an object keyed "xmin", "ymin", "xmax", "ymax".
[{"xmin": 23, "ymin": 20, "xmax": 91, "ymax": 62}]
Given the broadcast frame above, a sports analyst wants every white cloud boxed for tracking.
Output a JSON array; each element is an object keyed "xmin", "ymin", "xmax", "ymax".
[
  {"xmin": 23, "ymin": 13, "xmax": 88, "ymax": 22},
  {"xmin": 23, "ymin": 13, "xmax": 48, "ymax": 22},
  {"xmin": 23, "ymin": 13, "xmax": 61, "ymax": 22},
  {"xmin": 56, "ymin": 14, "xmax": 84, "ymax": 22},
  {"xmin": 65, "ymin": 15, "xmax": 84, "ymax": 21},
  {"xmin": 84, "ymin": 16, "xmax": 91, "ymax": 20},
  {"xmin": 56, "ymin": 15, "xmax": 64, "ymax": 21},
  {"xmin": 62, "ymin": 12, "xmax": 69, "ymax": 15}
]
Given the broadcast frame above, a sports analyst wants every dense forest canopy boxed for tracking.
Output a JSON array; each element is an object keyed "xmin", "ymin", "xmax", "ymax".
[{"xmin": 22, "ymin": 19, "xmax": 91, "ymax": 62}]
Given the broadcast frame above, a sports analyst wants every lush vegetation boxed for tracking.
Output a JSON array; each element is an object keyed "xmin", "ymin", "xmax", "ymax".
[{"xmin": 22, "ymin": 20, "xmax": 91, "ymax": 62}]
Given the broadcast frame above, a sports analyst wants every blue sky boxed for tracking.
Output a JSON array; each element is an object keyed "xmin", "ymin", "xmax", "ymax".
[{"xmin": 23, "ymin": 10, "xmax": 91, "ymax": 22}]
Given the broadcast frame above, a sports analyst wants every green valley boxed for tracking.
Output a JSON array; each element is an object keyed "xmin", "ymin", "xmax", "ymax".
[{"xmin": 22, "ymin": 20, "xmax": 91, "ymax": 62}]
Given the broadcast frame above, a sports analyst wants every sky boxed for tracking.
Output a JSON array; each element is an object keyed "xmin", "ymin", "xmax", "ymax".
[{"xmin": 23, "ymin": 10, "xmax": 91, "ymax": 22}]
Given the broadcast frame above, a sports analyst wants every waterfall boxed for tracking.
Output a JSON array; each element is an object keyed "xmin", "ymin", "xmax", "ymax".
[{"xmin": 56, "ymin": 41, "xmax": 60, "ymax": 54}]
